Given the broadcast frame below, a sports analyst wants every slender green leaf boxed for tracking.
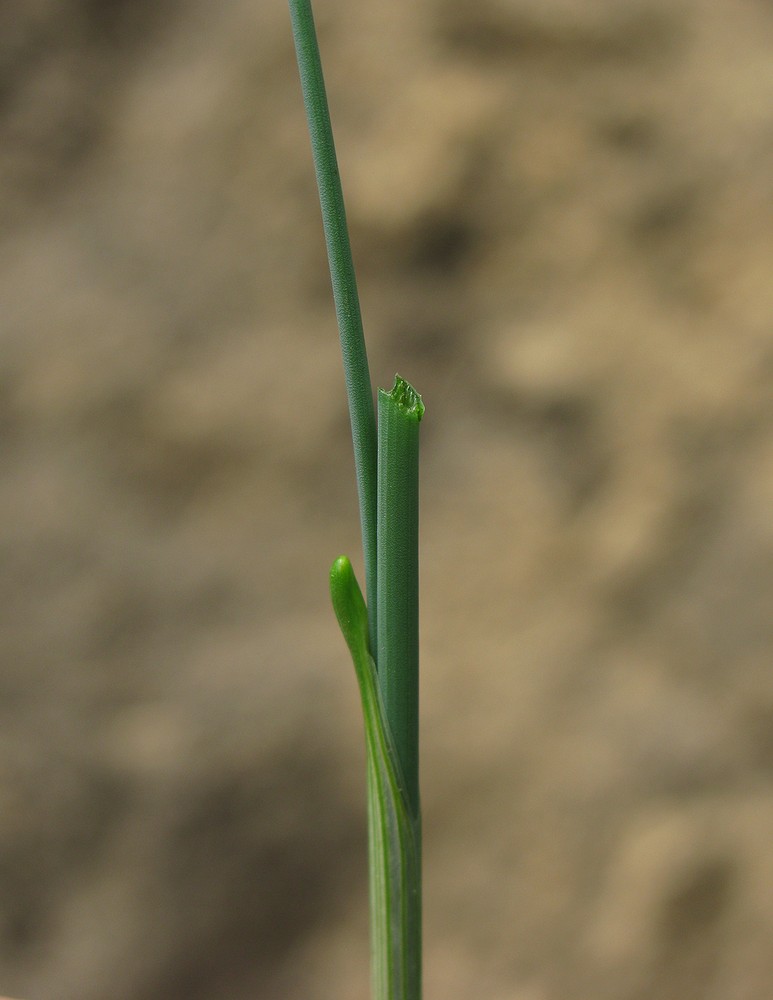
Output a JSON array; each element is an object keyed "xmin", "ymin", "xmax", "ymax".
[
  {"xmin": 330, "ymin": 556, "xmax": 422, "ymax": 1000},
  {"xmin": 288, "ymin": 0, "xmax": 378, "ymax": 653}
]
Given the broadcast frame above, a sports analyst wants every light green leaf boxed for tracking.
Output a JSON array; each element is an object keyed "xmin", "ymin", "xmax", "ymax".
[{"xmin": 330, "ymin": 556, "xmax": 422, "ymax": 1000}]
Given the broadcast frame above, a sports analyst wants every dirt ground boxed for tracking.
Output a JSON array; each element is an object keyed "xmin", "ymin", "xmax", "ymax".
[{"xmin": 2, "ymin": 0, "xmax": 773, "ymax": 998}]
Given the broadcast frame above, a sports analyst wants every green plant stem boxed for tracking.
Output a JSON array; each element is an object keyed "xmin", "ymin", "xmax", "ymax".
[
  {"xmin": 331, "ymin": 556, "xmax": 422, "ymax": 1000},
  {"xmin": 290, "ymin": 4, "xmax": 423, "ymax": 996},
  {"xmin": 288, "ymin": 0, "xmax": 378, "ymax": 653},
  {"xmin": 377, "ymin": 376, "xmax": 424, "ymax": 819}
]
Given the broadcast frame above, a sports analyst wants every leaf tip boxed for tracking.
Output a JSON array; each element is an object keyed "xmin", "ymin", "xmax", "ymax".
[{"xmin": 329, "ymin": 555, "xmax": 369, "ymax": 657}]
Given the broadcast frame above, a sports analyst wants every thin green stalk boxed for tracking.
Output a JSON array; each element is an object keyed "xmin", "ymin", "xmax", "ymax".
[
  {"xmin": 377, "ymin": 376, "xmax": 423, "ymax": 819},
  {"xmin": 289, "ymin": 3, "xmax": 424, "ymax": 997},
  {"xmin": 288, "ymin": 0, "xmax": 378, "ymax": 652},
  {"xmin": 331, "ymin": 557, "xmax": 422, "ymax": 1000}
]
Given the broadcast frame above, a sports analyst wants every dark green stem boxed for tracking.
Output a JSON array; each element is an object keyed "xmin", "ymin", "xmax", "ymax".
[
  {"xmin": 377, "ymin": 375, "xmax": 424, "ymax": 819},
  {"xmin": 288, "ymin": 0, "xmax": 378, "ymax": 653}
]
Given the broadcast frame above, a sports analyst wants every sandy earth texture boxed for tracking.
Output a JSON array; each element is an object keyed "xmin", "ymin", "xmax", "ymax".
[{"xmin": 2, "ymin": 0, "xmax": 773, "ymax": 998}]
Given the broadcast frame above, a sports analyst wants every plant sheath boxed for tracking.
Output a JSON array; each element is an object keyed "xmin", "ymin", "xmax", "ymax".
[
  {"xmin": 288, "ymin": 0, "xmax": 378, "ymax": 651},
  {"xmin": 377, "ymin": 375, "xmax": 424, "ymax": 819}
]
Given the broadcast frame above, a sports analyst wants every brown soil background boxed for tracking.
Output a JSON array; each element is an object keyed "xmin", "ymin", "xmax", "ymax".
[{"xmin": 2, "ymin": 1, "xmax": 773, "ymax": 998}]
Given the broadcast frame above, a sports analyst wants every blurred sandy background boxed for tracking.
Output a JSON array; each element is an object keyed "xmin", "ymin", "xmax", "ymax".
[{"xmin": 2, "ymin": 0, "xmax": 773, "ymax": 998}]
